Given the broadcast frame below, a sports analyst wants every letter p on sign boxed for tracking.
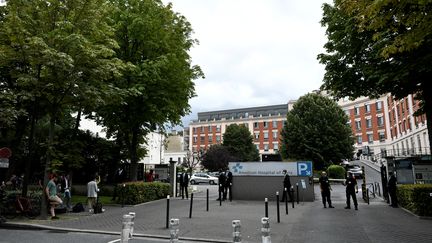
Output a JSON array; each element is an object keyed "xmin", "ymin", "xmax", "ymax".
[{"xmin": 297, "ymin": 162, "xmax": 312, "ymax": 176}]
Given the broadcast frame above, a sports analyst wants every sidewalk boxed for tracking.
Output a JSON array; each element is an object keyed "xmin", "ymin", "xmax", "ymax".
[{"xmin": 2, "ymin": 184, "xmax": 432, "ymax": 243}]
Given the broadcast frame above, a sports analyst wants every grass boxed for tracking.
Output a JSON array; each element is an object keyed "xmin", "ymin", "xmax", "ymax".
[{"xmin": 71, "ymin": 195, "xmax": 115, "ymax": 205}]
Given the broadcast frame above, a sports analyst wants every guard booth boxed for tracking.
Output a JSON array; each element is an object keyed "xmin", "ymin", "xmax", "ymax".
[
  {"xmin": 229, "ymin": 161, "xmax": 315, "ymax": 201},
  {"xmin": 387, "ymin": 156, "xmax": 432, "ymax": 184}
]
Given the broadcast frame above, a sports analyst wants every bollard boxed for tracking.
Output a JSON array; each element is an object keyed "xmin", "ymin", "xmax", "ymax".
[
  {"xmin": 166, "ymin": 195, "xmax": 170, "ymax": 229},
  {"xmin": 170, "ymin": 218, "xmax": 180, "ymax": 243},
  {"xmin": 219, "ymin": 184, "xmax": 222, "ymax": 206},
  {"xmin": 264, "ymin": 198, "xmax": 268, "ymax": 218},
  {"xmin": 377, "ymin": 182, "xmax": 381, "ymax": 197},
  {"xmin": 232, "ymin": 220, "xmax": 242, "ymax": 243},
  {"xmin": 121, "ymin": 214, "xmax": 134, "ymax": 243},
  {"xmin": 284, "ymin": 188, "xmax": 288, "ymax": 215},
  {"xmin": 261, "ymin": 217, "xmax": 271, "ymax": 243},
  {"xmin": 189, "ymin": 193, "xmax": 194, "ymax": 218},
  {"xmin": 296, "ymin": 183, "xmax": 299, "ymax": 204},
  {"xmin": 276, "ymin": 192, "xmax": 280, "ymax": 223},
  {"xmin": 122, "ymin": 183, "xmax": 126, "ymax": 208},
  {"xmin": 291, "ymin": 188, "xmax": 295, "ymax": 209},
  {"xmin": 206, "ymin": 188, "xmax": 209, "ymax": 212},
  {"xmin": 366, "ymin": 188, "xmax": 370, "ymax": 205},
  {"xmin": 128, "ymin": 212, "xmax": 136, "ymax": 239},
  {"xmin": 229, "ymin": 182, "xmax": 233, "ymax": 202}
]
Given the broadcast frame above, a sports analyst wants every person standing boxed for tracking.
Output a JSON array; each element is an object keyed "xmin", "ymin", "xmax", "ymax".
[
  {"xmin": 388, "ymin": 172, "xmax": 398, "ymax": 208},
  {"xmin": 224, "ymin": 169, "xmax": 233, "ymax": 201},
  {"xmin": 179, "ymin": 171, "xmax": 189, "ymax": 199},
  {"xmin": 280, "ymin": 169, "xmax": 293, "ymax": 202},
  {"xmin": 319, "ymin": 171, "xmax": 334, "ymax": 208},
  {"xmin": 87, "ymin": 176, "xmax": 99, "ymax": 213},
  {"xmin": 60, "ymin": 174, "xmax": 72, "ymax": 211},
  {"xmin": 217, "ymin": 170, "xmax": 226, "ymax": 201},
  {"xmin": 345, "ymin": 172, "xmax": 358, "ymax": 210},
  {"xmin": 45, "ymin": 174, "xmax": 63, "ymax": 219}
]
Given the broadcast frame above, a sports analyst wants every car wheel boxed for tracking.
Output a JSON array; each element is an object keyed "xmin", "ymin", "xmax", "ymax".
[
  {"xmin": 209, "ymin": 180, "xmax": 215, "ymax": 185},
  {"xmin": 190, "ymin": 180, "xmax": 196, "ymax": 185}
]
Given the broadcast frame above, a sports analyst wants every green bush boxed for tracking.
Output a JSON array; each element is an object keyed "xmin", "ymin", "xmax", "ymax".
[
  {"xmin": 398, "ymin": 184, "xmax": 432, "ymax": 217},
  {"xmin": 327, "ymin": 165, "xmax": 345, "ymax": 179},
  {"xmin": 115, "ymin": 182, "xmax": 170, "ymax": 205}
]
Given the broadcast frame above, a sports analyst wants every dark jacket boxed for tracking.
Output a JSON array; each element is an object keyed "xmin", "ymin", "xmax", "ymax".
[
  {"xmin": 179, "ymin": 173, "xmax": 189, "ymax": 187},
  {"xmin": 283, "ymin": 173, "xmax": 291, "ymax": 189},
  {"xmin": 225, "ymin": 171, "xmax": 233, "ymax": 186},
  {"xmin": 345, "ymin": 175, "xmax": 357, "ymax": 192},
  {"xmin": 388, "ymin": 175, "xmax": 397, "ymax": 192},
  {"xmin": 319, "ymin": 176, "xmax": 331, "ymax": 191}
]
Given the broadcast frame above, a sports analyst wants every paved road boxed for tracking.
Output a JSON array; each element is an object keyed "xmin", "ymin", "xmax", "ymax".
[{"xmin": 2, "ymin": 180, "xmax": 432, "ymax": 242}]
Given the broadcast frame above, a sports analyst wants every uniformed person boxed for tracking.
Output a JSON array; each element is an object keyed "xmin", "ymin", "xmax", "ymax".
[
  {"xmin": 280, "ymin": 169, "xmax": 293, "ymax": 202},
  {"xmin": 388, "ymin": 172, "xmax": 398, "ymax": 208},
  {"xmin": 345, "ymin": 172, "xmax": 358, "ymax": 210},
  {"xmin": 319, "ymin": 171, "xmax": 334, "ymax": 208},
  {"xmin": 217, "ymin": 170, "xmax": 226, "ymax": 201},
  {"xmin": 224, "ymin": 169, "xmax": 233, "ymax": 201}
]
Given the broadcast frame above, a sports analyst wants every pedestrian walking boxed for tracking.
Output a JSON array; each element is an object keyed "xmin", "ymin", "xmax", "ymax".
[
  {"xmin": 388, "ymin": 172, "xmax": 398, "ymax": 208},
  {"xmin": 217, "ymin": 170, "xmax": 226, "ymax": 201},
  {"xmin": 344, "ymin": 172, "xmax": 358, "ymax": 210},
  {"xmin": 280, "ymin": 169, "xmax": 293, "ymax": 202},
  {"xmin": 45, "ymin": 173, "xmax": 63, "ymax": 219},
  {"xmin": 224, "ymin": 169, "xmax": 233, "ymax": 201},
  {"xmin": 319, "ymin": 171, "xmax": 334, "ymax": 208},
  {"xmin": 60, "ymin": 174, "xmax": 72, "ymax": 211},
  {"xmin": 87, "ymin": 176, "xmax": 99, "ymax": 213},
  {"xmin": 179, "ymin": 172, "xmax": 189, "ymax": 199}
]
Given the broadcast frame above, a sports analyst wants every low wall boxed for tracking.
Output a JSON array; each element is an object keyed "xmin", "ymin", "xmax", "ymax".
[{"xmin": 232, "ymin": 176, "xmax": 315, "ymax": 201}]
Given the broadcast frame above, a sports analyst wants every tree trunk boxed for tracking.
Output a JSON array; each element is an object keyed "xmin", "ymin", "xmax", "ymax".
[
  {"xmin": 40, "ymin": 115, "xmax": 55, "ymax": 219},
  {"xmin": 21, "ymin": 107, "xmax": 37, "ymax": 197},
  {"xmin": 422, "ymin": 83, "xmax": 432, "ymax": 155},
  {"xmin": 129, "ymin": 127, "xmax": 139, "ymax": 181}
]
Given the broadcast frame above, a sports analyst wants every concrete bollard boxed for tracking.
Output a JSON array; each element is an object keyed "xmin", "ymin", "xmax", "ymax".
[
  {"xmin": 232, "ymin": 220, "xmax": 242, "ymax": 243},
  {"xmin": 261, "ymin": 217, "xmax": 271, "ymax": 243},
  {"xmin": 128, "ymin": 212, "xmax": 136, "ymax": 239},
  {"xmin": 121, "ymin": 214, "xmax": 134, "ymax": 243},
  {"xmin": 170, "ymin": 218, "xmax": 180, "ymax": 243}
]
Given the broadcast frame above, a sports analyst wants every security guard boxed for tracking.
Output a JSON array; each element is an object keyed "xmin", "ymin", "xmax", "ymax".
[
  {"xmin": 319, "ymin": 171, "xmax": 334, "ymax": 208},
  {"xmin": 345, "ymin": 172, "xmax": 358, "ymax": 210}
]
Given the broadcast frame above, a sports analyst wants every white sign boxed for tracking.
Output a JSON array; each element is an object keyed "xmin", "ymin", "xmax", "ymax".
[
  {"xmin": 0, "ymin": 158, "xmax": 9, "ymax": 168},
  {"xmin": 229, "ymin": 161, "xmax": 313, "ymax": 176},
  {"xmin": 301, "ymin": 179, "xmax": 306, "ymax": 189}
]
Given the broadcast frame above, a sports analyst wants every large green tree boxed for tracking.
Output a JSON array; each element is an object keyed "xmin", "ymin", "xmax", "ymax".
[
  {"xmin": 318, "ymin": 0, "xmax": 432, "ymax": 154},
  {"xmin": 280, "ymin": 93, "xmax": 354, "ymax": 169},
  {"xmin": 0, "ymin": 0, "xmax": 119, "ymax": 218},
  {"xmin": 94, "ymin": 0, "xmax": 202, "ymax": 180},
  {"xmin": 201, "ymin": 145, "xmax": 235, "ymax": 172},
  {"xmin": 222, "ymin": 124, "xmax": 259, "ymax": 162}
]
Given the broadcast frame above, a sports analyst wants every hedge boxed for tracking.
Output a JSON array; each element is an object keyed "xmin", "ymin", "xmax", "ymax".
[
  {"xmin": 397, "ymin": 184, "xmax": 432, "ymax": 217},
  {"xmin": 327, "ymin": 165, "xmax": 346, "ymax": 179},
  {"xmin": 115, "ymin": 182, "xmax": 171, "ymax": 205}
]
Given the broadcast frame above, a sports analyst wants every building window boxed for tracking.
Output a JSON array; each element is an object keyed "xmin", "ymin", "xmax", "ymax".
[
  {"xmin": 200, "ymin": 136, "xmax": 205, "ymax": 143},
  {"xmin": 272, "ymin": 131, "xmax": 278, "ymax": 139},
  {"xmin": 264, "ymin": 144, "xmax": 269, "ymax": 151},
  {"xmin": 216, "ymin": 135, "xmax": 221, "ymax": 142},
  {"xmin": 263, "ymin": 121, "xmax": 268, "ymax": 128},
  {"xmin": 354, "ymin": 107, "xmax": 360, "ymax": 116},
  {"xmin": 355, "ymin": 121, "xmax": 361, "ymax": 130},
  {"xmin": 357, "ymin": 135, "xmax": 362, "ymax": 144},
  {"xmin": 193, "ymin": 137, "xmax": 197, "ymax": 143},
  {"xmin": 365, "ymin": 104, "xmax": 371, "ymax": 113},
  {"xmin": 208, "ymin": 125, "xmax": 212, "ymax": 132},
  {"xmin": 200, "ymin": 126, "xmax": 204, "ymax": 132},
  {"xmin": 256, "ymin": 144, "xmax": 260, "ymax": 150},
  {"xmin": 263, "ymin": 132, "xmax": 269, "ymax": 139},
  {"xmin": 272, "ymin": 121, "xmax": 278, "ymax": 127},
  {"xmin": 216, "ymin": 125, "xmax": 221, "ymax": 132},
  {"xmin": 254, "ymin": 132, "xmax": 259, "ymax": 139},
  {"xmin": 367, "ymin": 134, "xmax": 373, "ymax": 143},
  {"xmin": 193, "ymin": 127, "xmax": 197, "ymax": 133},
  {"xmin": 376, "ymin": 101, "xmax": 382, "ymax": 111},
  {"xmin": 379, "ymin": 132, "xmax": 385, "ymax": 142},
  {"xmin": 377, "ymin": 116, "xmax": 384, "ymax": 127},
  {"xmin": 366, "ymin": 119, "xmax": 372, "ymax": 128},
  {"xmin": 208, "ymin": 135, "xmax": 213, "ymax": 143},
  {"xmin": 273, "ymin": 143, "xmax": 279, "ymax": 151},
  {"xmin": 254, "ymin": 122, "xmax": 259, "ymax": 128}
]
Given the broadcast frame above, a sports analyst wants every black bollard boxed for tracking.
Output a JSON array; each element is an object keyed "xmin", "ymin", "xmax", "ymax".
[
  {"xmin": 122, "ymin": 183, "xmax": 126, "ymax": 208},
  {"xmin": 166, "ymin": 195, "xmax": 170, "ymax": 229},
  {"xmin": 219, "ymin": 184, "xmax": 222, "ymax": 206},
  {"xmin": 276, "ymin": 192, "xmax": 280, "ymax": 223},
  {"xmin": 265, "ymin": 198, "xmax": 268, "ymax": 218},
  {"xmin": 366, "ymin": 188, "xmax": 370, "ymax": 205},
  {"xmin": 285, "ymin": 188, "xmax": 288, "ymax": 215},
  {"xmin": 229, "ymin": 183, "xmax": 233, "ymax": 202},
  {"xmin": 189, "ymin": 193, "xmax": 194, "ymax": 218},
  {"xmin": 291, "ymin": 188, "xmax": 295, "ymax": 209},
  {"xmin": 296, "ymin": 183, "xmax": 299, "ymax": 204},
  {"xmin": 206, "ymin": 188, "xmax": 209, "ymax": 212}
]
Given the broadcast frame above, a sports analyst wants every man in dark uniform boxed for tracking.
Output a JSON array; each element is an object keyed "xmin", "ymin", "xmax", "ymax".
[
  {"xmin": 319, "ymin": 171, "xmax": 334, "ymax": 208},
  {"xmin": 224, "ymin": 169, "xmax": 233, "ymax": 201},
  {"xmin": 280, "ymin": 169, "xmax": 293, "ymax": 202},
  {"xmin": 217, "ymin": 169, "xmax": 226, "ymax": 201},
  {"xmin": 388, "ymin": 172, "xmax": 398, "ymax": 207},
  {"xmin": 179, "ymin": 172, "xmax": 189, "ymax": 199},
  {"xmin": 345, "ymin": 172, "xmax": 358, "ymax": 210}
]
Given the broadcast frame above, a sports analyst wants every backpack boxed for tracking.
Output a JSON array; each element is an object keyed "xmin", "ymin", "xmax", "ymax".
[
  {"xmin": 93, "ymin": 202, "xmax": 103, "ymax": 214},
  {"xmin": 72, "ymin": 202, "xmax": 85, "ymax": 213}
]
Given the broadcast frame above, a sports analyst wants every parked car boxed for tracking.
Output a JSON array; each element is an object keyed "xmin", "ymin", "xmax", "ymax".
[
  {"xmin": 189, "ymin": 173, "xmax": 219, "ymax": 185},
  {"xmin": 347, "ymin": 165, "xmax": 363, "ymax": 179}
]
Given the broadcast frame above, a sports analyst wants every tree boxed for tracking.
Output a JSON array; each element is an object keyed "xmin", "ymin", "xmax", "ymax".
[
  {"xmin": 222, "ymin": 124, "xmax": 259, "ymax": 162},
  {"xmin": 95, "ymin": 0, "xmax": 203, "ymax": 180},
  {"xmin": 318, "ymin": 0, "xmax": 432, "ymax": 155},
  {"xmin": 280, "ymin": 93, "xmax": 354, "ymax": 170},
  {"xmin": 201, "ymin": 145, "xmax": 235, "ymax": 172},
  {"xmin": 181, "ymin": 149, "xmax": 203, "ymax": 174}
]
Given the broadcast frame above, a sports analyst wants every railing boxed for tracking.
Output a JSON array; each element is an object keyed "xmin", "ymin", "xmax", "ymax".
[{"xmin": 371, "ymin": 147, "xmax": 431, "ymax": 161}]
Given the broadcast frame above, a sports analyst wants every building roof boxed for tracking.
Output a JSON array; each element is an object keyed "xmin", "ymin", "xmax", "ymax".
[{"xmin": 196, "ymin": 104, "xmax": 288, "ymax": 122}]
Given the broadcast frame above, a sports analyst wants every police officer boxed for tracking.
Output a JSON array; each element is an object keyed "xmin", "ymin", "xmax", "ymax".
[
  {"xmin": 224, "ymin": 169, "xmax": 233, "ymax": 201},
  {"xmin": 217, "ymin": 170, "xmax": 226, "ymax": 201},
  {"xmin": 280, "ymin": 169, "xmax": 293, "ymax": 202},
  {"xmin": 388, "ymin": 172, "xmax": 398, "ymax": 208},
  {"xmin": 319, "ymin": 171, "xmax": 334, "ymax": 208},
  {"xmin": 345, "ymin": 172, "xmax": 358, "ymax": 210}
]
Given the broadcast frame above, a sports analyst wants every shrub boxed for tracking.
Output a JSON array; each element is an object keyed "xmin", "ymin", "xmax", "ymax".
[
  {"xmin": 397, "ymin": 184, "xmax": 432, "ymax": 217},
  {"xmin": 115, "ymin": 182, "xmax": 170, "ymax": 205},
  {"xmin": 327, "ymin": 165, "xmax": 345, "ymax": 179}
]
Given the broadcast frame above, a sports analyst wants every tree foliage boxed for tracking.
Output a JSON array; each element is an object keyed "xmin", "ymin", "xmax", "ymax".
[
  {"xmin": 222, "ymin": 124, "xmax": 259, "ymax": 162},
  {"xmin": 280, "ymin": 93, "xmax": 354, "ymax": 170},
  {"xmin": 318, "ymin": 0, "xmax": 432, "ymax": 154},
  {"xmin": 201, "ymin": 145, "xmax": 235, "ymax": 171}
]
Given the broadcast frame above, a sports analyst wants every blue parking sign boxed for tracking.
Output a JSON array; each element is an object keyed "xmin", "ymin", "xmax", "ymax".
[{"xmin": 297, "ymin": 161, "xmax": 312, "ymax": 176}]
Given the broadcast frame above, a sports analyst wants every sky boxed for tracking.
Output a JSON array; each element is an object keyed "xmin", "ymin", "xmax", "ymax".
[
  {"xmin": 164, "ymin": 0, "xmax": 331, "ymax": 126},
  {"xmin": 82, "ymin": 0, "xmax": 332, "ymax": 134}
]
